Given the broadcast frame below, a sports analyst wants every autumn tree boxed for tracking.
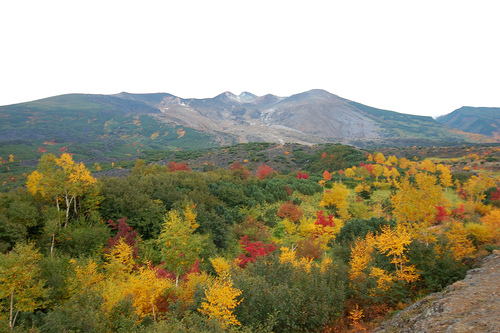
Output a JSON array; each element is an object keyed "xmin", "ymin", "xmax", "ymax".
[
  {"xmin": 374, "ymin": 153, "xmax": 386, "ymax": 164},
  {"xmin": 375, "ymin": 225, "xmax": 418, "ymax": 283},
  {"xmin": 256, "ymin": 163, "xmax": 275, "ymax": 180},
  {"xmin": 26, "ymin": 153, "xmax": 98, "ymax": 226},
  {"xmin": 463, "ymin": 173, "xmax": 496, "ymax": 204},
  {"xmin": 198, "ymin": 258, "xmax": 242, "ymax": 329},
  {"xmin": 0, "ymin": 243, "xmax": 48, "ymax": 331},
  {"xmin": 437, "ymin": 164, "xmax": 453, "ymax": 191},
  {"xmin": 167, "ymin": 161, "xmax": 191, "ymax": 172},
  {"xmin": 444, "ymin": 221, "xmax": 476, "ymax": 261},
  {"xmin": 71, "ymin": 239, "xmax": 174, "ymax": 321},
  {"xmin": 236, "ymin": 235, "xmax": 277, "ymax": 268},
  {"xmin": 391, "ymin": 172, "xmax": 444, "ymax": 242},
  {"xmin": 277, "ymin": 200, "xmax": 303, "ymax": 223},
  {"xmin": 320, "ymin": 182, "xmax": 350, "ymax": 219},
  {"xmin": 157, "ymin": 205, "xmax": 207, "ymax": 286},
  {"xmin": 26, "ymin": 153, "xmax": 98, "ymax": 254}
]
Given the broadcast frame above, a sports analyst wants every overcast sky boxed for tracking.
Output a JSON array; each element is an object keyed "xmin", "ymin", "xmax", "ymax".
[{"xmin": 1, "ymin": 1, "xmax": 499, "ymax": 117}]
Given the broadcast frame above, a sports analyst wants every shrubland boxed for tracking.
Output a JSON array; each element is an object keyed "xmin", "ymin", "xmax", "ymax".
[{"xmin": 1, "ymin": 144, "xmax": 500, "ymax": 332}]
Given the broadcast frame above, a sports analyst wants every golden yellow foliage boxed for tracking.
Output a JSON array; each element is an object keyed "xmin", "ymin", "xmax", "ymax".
[
  {"xmin": 480, "ymin": 208, "xmax": 500, "ymax": 241},
  {"xmin": 465, "ymin": 222, "xmax": 494, "ymax": 244},
  {"xmin": 349, "ymin": 234, "xmax": 376, "ymax": 283},
  {"xmin": 198, "ymin": 273, "xmax": 242, "ymax": 328},
  {"xmin": 445, "ymin": 221, "xmax": 476, "ymax": 260},
  {"xmin": 319, "ymin": 182, "xmax": 350, "ymax": 219}
]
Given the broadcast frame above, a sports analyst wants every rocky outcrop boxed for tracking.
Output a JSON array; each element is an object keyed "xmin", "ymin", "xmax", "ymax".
[{"xmin": 373, "ymin": 251, "xmax": 500, "ymax": 333}]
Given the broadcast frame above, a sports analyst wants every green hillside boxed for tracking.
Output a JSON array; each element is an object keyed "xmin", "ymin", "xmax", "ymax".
[
  {"xmin": 0, "ymin": 94, "xmax": 221, "ymax": 156},
  {"xmin": 436, "ymin": 106, "xmax": 500, "ymax": 138},
  {"xmin": 349, "ymin": 101, "xmax": 466, "ymax": 141},
  {"xmin": 0, "ymin": 94, "xmax": 223, "ymax": 189}
]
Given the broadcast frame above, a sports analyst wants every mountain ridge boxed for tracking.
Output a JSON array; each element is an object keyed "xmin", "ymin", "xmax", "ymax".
[
  {"xmin": 1, "ymin": 89, "xmax": 495, "ymax": 158},
  {"xmin": 436, "ymin": 106, "xmax": 500, "ymax": 139}
]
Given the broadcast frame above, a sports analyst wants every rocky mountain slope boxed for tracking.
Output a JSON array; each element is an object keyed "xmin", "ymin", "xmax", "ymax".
[
  {"xmin": 115, "ymin": 89, "xmax": 468, "ymax": 145},
  {"xmin": 373, "ymin": 251, "xmax": 500, "ymax": 333},
  {"xmin": 436, "ymin": 106, "xmax": 500, "ymax": 139}
]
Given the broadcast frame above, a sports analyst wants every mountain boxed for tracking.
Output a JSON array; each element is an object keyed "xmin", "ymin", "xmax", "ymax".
[
  {"xmin": 436, "ymin": 106, "xmax": 500, "ymax": 139},
  {"xmin": 0, "ymin": 89, "xmax": 491, "ymax": 167},
  {"xmin": 116, "ymin": 89, "xmax": 472, "ymax": 146},
  {"xmin": 0, "ymin": 93, "xmax": 221, "ymax": 163}
]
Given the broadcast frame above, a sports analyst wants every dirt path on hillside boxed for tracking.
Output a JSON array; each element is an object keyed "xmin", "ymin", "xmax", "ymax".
[{"xmin": 373, "ymin": 251, "xmax": 500, "ymax": 333}]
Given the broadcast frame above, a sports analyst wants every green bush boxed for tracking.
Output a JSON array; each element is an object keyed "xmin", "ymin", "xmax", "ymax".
[{"xmin": 232, "ymin": 255, "xmax": 347, "ymax": 333}]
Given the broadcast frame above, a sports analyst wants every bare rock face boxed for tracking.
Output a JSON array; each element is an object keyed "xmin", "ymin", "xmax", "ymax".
[
  {"xmin": 148, "ymin": 89, "xmax": 382, "ymax": 145},
  {"xmin": 373, "ymin": 253, "xmax": 500, "ymax": 333}
]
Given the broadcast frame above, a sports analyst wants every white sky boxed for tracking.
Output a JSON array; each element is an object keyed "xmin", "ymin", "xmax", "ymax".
[{"xmin": 1, "ymin": 0, "xmax": 499, "ymax": 118}]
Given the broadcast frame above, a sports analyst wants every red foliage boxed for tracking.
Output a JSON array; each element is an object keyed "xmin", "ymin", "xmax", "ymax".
[
  {"xmin": 106, "ymin": 217, "xmax": 139, "ymax": 257},
  {"xmin": 230, "ymin": 161, "xmax": 243, "ymax": 171},
  {"xmin": 323, "ymin": 170, "xmax": 332, "ymax": 181},
  {"xmin": 59, "ymin": 147, "xmax": 68, "ymax": 152},
  {"xmin": 230, "ymin": 161, "xmax": 251, "ymax": 179},
  {"xmin": 457, "ymin": 187, "xmax": 468, "ymax": 200},
  {"xmin": 167, "ymin": 161, "xmax": 191, "ymax": 172},
  {"xmin": 491, "ymin": 188, "xmax": 500, "ymax": 201},
  {"xmin": 277, "ymin": 200, "xmax": 303, "ymax": 223},
  {"xmin": 297, "ymin": 171, "xmax": 309, "ymax": 180},
  {"xmin": 338, "ymin": 170, "xmax": 344, "ymax": 176},
  {"xmin": 321, "ymin": 152, "xmax": 328, "ymax": 160},
  {"xmin": 315, "ymin": 210, "xmax": 335, "ymax": 228},
  {"xmin": 285, "ymin": 185, "xmax": 293, "ymax": 196},
  {"xmin": 434, "ymin": 205, "xmax": 449, "ymax": 224},
  {"xmin": 237, "ymin": 235, "xmax": 277, "ymax": 268},
  {"xmin": 37, "ymin": 146, "xmax": 48, "ymax": 153},
  {"xmin": 154, "ymin": 259, "xmax": 200, "ymax": 282},
  {"xmin": 359, "ymin": 162, "xmax": 375, "ymax": 176},
  {"xmin": 451, "ymin": 204, "xmax": 466, "ymax": 220},
  {"xmin": 256, "ymin": 163, "xmax": 275, "ymax": 180}
]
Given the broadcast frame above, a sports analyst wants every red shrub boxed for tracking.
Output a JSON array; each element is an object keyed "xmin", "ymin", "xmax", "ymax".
[
  {"xmin": 167, "ymin": 161, "xmax": 191, "ymax": 172},
  {"xmin": 237, "ymin": 235, "xmax": 277, "ymax": 268},
  {"xmin": 256, "ymin": 163, "xmax": 275, "ymax": 180},
  {"xmin": 277, "ymin": 200, "xmax": 303, "ymax": 223}
]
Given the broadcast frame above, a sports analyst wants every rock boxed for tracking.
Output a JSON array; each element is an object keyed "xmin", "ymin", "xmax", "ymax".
[{"xmin": 373, "ymin": 254, "xmax": 500, "ymax": 332}]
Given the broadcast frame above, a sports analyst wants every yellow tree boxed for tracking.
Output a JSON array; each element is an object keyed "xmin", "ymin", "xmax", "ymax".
[
  {"xmin": 375, "ymin": 225, "xmax": 418, "ymax": 283},
  {"xmin": 349, "ymin": 233, "xmax": 376, "ymax": 285},
  {"xmin": 344, "ymin": 168, "xmax": 356, "ymax": 178},
  {"xmin": 320, "ymin": 182, "xmax": 350, "ymax": 219},
  {"xmin": 374, "ymin": 153, "xmax": 386, "ymax": 164},
  {"xmin": 157, "ymin": 205, "xmax": 207, "ymax": 286},
  {"xmin": 127, "ymin": 264, "xmax": 173, "ymax": 321},
  {"xmin": 372, "ymin": 164, "xmax": 384, "ymax": 180},
  {"xmin": 481, "ymin": 208, "xmax": 500, "ymax": 241},
  {"xmin": 391, "ymin": 172, "xmax": 444, "ymax": 243},
  {"xmin": 198, "ymin": 258, "xmax": 242, "ymax": 329},
  {"xmin": 0, "ymin": 243, "xmax": 48, "ymax": 331},
  {"xmin": 437, "ymin": 164, "xmax": 453, "ymax": 191},
  {"xmin": 386, "ymin": 155, "xmax": 398, "ymax": 166},
  {"xmin": 444, "ymin": 221, "xmax": 476, "ymax": 261},
  {"xmin": 463, "ymin": 173, "xmax": 496, "ymax": 204},
  {"xmin": 398, "ymin": 157, "xmax": 410, "ymax": 169},
  {"xmin": 419, "ymin": 160, "xmax": 436, "ymax": 173},
  {"xmin": 26, "ymin": 153, "xmax": 97, "ymax": 226}
]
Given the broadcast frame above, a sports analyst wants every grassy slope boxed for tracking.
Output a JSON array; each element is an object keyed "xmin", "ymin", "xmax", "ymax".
[
  {"xmin": 0, "ymin": 94, "xmax": 220, "ymax": 190},
  {"xmin": 436, "ymin": 107, "xmax": 500, "ymax": 137},
  {"xmin": 349, "ymin": 101, "xmax": 466, "ymax": 141}
]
